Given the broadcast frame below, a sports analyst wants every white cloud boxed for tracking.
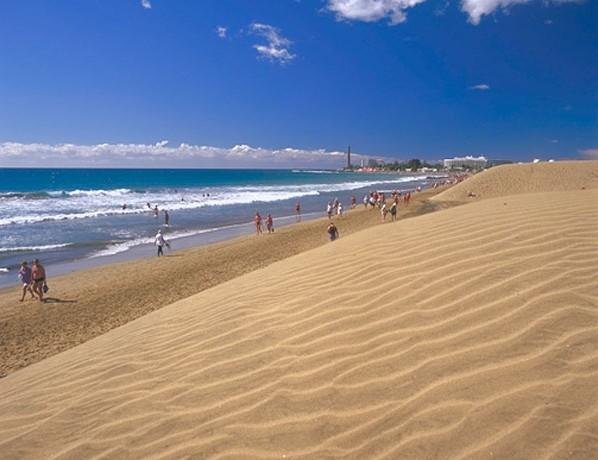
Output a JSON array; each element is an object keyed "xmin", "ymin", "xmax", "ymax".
[
  {"xmin": 580, "ymin": 148, "xmax": 598, "ymax": 159},
  {"xmin": 326, "ymin": 0, "xmax": 426, "ymax": 24},
  {"xmin": 249, "ymin": 23, "xmax": 296, "ymax": 63},
  {"xmin": 461, "ymin": 0, "xmax": 579, "ymax": 25},
  {"xmin": 140, "ymin": 0, "xmax": 152, "ymax": 9},
  {"xmin": 216, "ymin": 26, "xmax": 227, "ymax": 39},
  {"xmin": 0, "ymin": 141, "xmax": 370, "ymax": 169},
  {"xmin": 327, "ymin": 0, "xmax": 581, "ymax": 25},
  {"xmin": 470, "ymin": 83, "xmax": 490, "ymax": 90}
]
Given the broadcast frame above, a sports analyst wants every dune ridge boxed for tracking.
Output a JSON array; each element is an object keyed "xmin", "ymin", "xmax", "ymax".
[
  {"xmin": 1, "ymin": 169, "xmax": 597, "ymax": 458},
  {"xmin": 432, "ymin": 160, "xmax": 598, "ymax": 203}
]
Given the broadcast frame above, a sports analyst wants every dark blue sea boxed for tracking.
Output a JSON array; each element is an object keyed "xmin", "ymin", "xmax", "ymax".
[{"xmin": 0, "ymin": 168, "xmax": 439, "ymax": 286}]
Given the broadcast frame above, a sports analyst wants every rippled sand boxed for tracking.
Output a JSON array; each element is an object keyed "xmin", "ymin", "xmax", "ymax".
[{"xmin": 1, "ymin": 162, "xmax": 597, "ymax": 459}]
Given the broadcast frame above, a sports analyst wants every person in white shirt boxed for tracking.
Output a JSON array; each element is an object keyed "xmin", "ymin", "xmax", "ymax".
[{"xmin": 155, "ymin": 229, "xmax": 169, "ymax": 257}]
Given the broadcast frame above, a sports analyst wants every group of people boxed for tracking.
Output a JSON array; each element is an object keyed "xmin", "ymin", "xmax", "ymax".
[
  {"xmin": 363, "ymin": 189, "xmax": 418, "ymax": 221},
  {"xmin": 145, "ymin": 203, "xmax": 170, "ymax": 225},
  {"xmin": 147, "ymin": 186, "xmax": 424, "ymax": 260},
  {"xmin": 17, "ymin": 259, "xmax": 47, "ymax": 302},
  {"xmin": 363, "ymin": 189, "xmax": 411, "ymax": 210},
  {"xmin": 254, "ymin": 211, "xmax": 275, "ymax": 235},
  {"xmin": 326, "ymin": 198, "xmax": 344, "ymax": 219}
]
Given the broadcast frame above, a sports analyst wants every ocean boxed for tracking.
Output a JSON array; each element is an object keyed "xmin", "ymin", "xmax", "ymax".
[{"xmin": 0, "ymin": 168, "xmax": 440, "ymax": 287}]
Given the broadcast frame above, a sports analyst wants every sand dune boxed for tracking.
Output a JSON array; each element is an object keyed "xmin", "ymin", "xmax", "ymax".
[
  {"xmin": 433, "ymin": 160, "xmax": 598, "ymax": 203},
  {"xmin": 1, "ymin": 169, "xmax": 598, "ymax": 458}
]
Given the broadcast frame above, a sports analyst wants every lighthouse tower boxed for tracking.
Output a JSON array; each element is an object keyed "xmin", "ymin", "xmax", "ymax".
[{"xmin": 347, "ymin": 145, "xmax": 352, "ymax": 170}]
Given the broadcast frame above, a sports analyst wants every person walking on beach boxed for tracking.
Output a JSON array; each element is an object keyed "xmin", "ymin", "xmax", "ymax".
[
  {"xmin": 381, "ymin": 202, "xmax": 388, "ymax": 221},
  {"xmin": 155, "ymin": 229, "xmax": 169, "ymax": 256},
  {"xmin": 266, "ymin": 213, "xmax": 274, "ymax": 233},
  {"xmin": 295, "ymin": 201, "xmax": 301, "ymax": 222},
  {"xmin": 164, "ymin": 210, "xmax": 170, "ymax": 226},
  {"xmin": 351, "ymin": 195, "xmax": 356, "ymax": 208},
  {"xmin": 17, "ymin": 261, "xmax": 35, "ymax": 302},
  {"xmin": 327, "ymin": 222, "xmax": 339, "ymax": 241},
  {"xmin": 31, "ymin": 259, "xmax": 46, "ymax": 302},
  {"xmin": 363, "ymin": 194, "xmax": 369, "ymax": 209},
  {"xmin": 337, "ymin": 202, "xmax": 344, "ymax": 217},
  {"xmin": 254, "ymin": 211, "xmax": 263, "ymax": 235},
  {"xmin": 326, "ymin": 202, "xmax": 333, "ymax": 219},
  {"xmin": 390, "ymin": 201, "xmax": 398, "ymax": 221}
]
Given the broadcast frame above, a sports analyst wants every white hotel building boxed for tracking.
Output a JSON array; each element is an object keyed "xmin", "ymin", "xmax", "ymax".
[{"xmin": 443, "ymin": 156, "xmax": 488, "ymax": 170}]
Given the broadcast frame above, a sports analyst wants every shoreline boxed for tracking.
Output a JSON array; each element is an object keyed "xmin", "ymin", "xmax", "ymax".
[
  {"xmin": 0, "ymin": 211, "xmax": 323, "ymax": 290},
  {"xmin": 0, "ymin": 188, "xmax": 446, "ymax": 377},
  {"xmin": 0, "ymin": 169, "xmax": 441, "ymax": 286}
]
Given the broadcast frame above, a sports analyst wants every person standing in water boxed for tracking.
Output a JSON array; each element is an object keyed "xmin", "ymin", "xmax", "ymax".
[
  {"xmin": 295, "ymin": 201, "xmax": 301, "ymax": 222},
  {"xmin": 164, "ymin": 210, "xmax": 170, "ymax": 226}
]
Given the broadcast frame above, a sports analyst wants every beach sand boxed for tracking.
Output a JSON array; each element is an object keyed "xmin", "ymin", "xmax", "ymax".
[
  {"xmin": 0, "ymin": 189, "xmax": 440, "ymax": 377},
  {"xmin": 1, "ymin": 161, "xmax": 597, "ymax": 459}
]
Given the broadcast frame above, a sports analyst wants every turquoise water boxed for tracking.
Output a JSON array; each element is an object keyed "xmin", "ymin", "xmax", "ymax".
[{"xmin": 0, "ymin": 168, "xmax": 437, "ymax": 285}]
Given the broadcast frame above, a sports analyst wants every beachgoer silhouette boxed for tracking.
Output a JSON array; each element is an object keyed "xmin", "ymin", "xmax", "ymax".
[{"xmin": 327, "ymin": 222, "xmax": 339, "ymax": 241}]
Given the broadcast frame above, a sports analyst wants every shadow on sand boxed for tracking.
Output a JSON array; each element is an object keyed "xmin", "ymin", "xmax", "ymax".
[{"xmin": 42, "ymin": 297, "xmax": 77, "ymax": 304}]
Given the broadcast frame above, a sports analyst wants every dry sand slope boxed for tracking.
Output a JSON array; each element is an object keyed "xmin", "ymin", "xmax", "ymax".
[
  {"xmin": 1, "ymin": 188, "xmax": 598, "ymax": 458},
  {"xmin": 432, "ymin": 160, "xmax": 598, "ymax": 203}
]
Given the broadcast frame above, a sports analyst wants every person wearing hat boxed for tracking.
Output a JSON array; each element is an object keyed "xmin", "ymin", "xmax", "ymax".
[{"xmin": 155, "ymin": 229, "xmax": 169, "ymax": 257}]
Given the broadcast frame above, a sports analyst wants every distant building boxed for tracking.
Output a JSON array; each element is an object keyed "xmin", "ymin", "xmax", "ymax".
[{"xmin": 443, "ymin": 155, "xmax": 487, "ymax": 170}]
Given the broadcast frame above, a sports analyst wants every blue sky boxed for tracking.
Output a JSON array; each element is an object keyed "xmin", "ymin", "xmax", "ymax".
[{"xmin": 0, "ymin": 0, "xmax": 596, "ymax": 167}]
